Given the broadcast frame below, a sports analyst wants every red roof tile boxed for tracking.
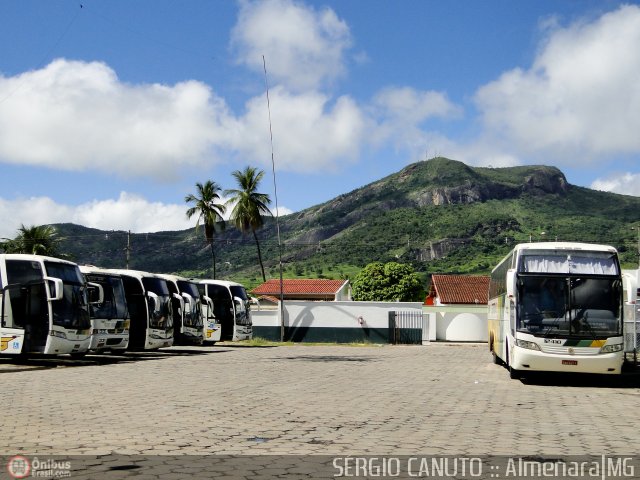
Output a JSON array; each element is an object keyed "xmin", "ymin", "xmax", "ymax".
[
  {"xmin": 251, "ymin": 279, "xmax": 348, "ymax": 296},
  {"xmin": 428, "ymin": 274, "xmax": 490, "ymax": 305}
]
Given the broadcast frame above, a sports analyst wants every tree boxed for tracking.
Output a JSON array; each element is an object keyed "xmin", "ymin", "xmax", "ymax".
[
  {"xmin": 0, "ymin": 224, "xmax": 64, "ymax": 257},
  {"xmin": 352, "ymin": 261, "xmax": 424, "ymax": 301},
  {"xmin": 224, "ymin": 166, "xmax": 272, "ymax": 282},
  {"xmin": 185, "ymin": 181, "xmax": 226, "ymax": 279}
]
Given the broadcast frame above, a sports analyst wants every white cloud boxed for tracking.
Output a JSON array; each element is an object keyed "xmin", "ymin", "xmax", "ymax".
[
  {"xmin": 591, "ymin": 173, "xmax": 640, "ymax": 197},
  {"xmin": 0, "ymin": 57, "xmax": 371, "ymax": 177},
  {"xmin": 0, "ymin": 193, "xmax": 191, "ymax": 238},
  {"xmin": 231, "ymin": 0, "xmax": 352, "ymax": 91},
  {"xmin": 370, "ymin": 87, "xmax": 463, "ymax": 156},
  {"xmin": 0, "ymin": 59, "xmax": 231, "ymax": 179},
  {"xmin": 474, "ymin": 4, "xmax": 640, "ymax": 165},
  {"xmin": 224, "ymin": 86, "xmax": 367, "ymax": 172},
  {"xmin": 0, "ymin": 193, "xmax": 294, "ymax": 239}
]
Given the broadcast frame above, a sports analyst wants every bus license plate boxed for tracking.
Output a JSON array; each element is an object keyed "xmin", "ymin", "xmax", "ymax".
[{"xmin": 562, "ymin": 360, "xmax": 578, "ymax": 366}]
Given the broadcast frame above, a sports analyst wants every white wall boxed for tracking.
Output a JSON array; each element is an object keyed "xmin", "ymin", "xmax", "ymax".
[
  {"xmin": 253, "ymin": 301, "xmax": 488, "ymax": 342},
  {"xmin": 253, "ymin": 301, "xmax": 423, "ymax": 329}
]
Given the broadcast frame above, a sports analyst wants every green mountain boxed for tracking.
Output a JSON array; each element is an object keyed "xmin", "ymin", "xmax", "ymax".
[{"xmin": 50, "ymin": 157, "xmax": 640, "ymax": 289}]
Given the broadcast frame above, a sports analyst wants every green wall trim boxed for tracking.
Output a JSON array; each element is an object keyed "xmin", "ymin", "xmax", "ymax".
[{"xmin": 253, "ymin": 326, "xmax": 394, "ymax": 344}]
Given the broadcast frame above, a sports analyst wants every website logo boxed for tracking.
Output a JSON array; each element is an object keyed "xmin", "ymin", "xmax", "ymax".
[{"xmin": 7, "ymin": 455, "xmax": 31, "ymax": 479}]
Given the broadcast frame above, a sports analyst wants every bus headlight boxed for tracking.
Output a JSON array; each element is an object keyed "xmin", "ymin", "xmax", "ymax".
[
  {"xmin": 49, "ymin": 330, "xmax": 67, "ymax": 339},
  {"xmin": 600, "ymin": 344, "xmax": 623, "ymax": 353},
  {"xmin": 515, "ymin": 339, "xmax": 541, "ymax": 351}
]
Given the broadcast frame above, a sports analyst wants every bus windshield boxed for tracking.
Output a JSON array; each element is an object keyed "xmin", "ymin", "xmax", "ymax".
[
  {"xmin": 517, "ymin": 275, "xmax": 621, "ymax": 338},
  {"xmin": 44, "ymin": 261, "xmax": 91, "ymax": 330},
  {"xmin": 230, "ymin": 285, "xmax": 251, "ymax": 327},
  {"xmin": 142, "ymin": 278, "xmax": 172, "ymax": 330},
  {"xmin": 519, "ymin": 251, "xmax": 619, "ymax": 275},
  {"xmin": 177, "ymin": 281, "xmax": 202, "ymax": 327},
  {"xmin": 88, "ymin": 275, "xmax": 128, "ymax": 320}
]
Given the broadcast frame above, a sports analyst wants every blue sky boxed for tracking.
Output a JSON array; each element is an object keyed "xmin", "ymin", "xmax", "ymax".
[{"xmin": 1, "ymin": 0, "xmax": 639, "ymax": 238}]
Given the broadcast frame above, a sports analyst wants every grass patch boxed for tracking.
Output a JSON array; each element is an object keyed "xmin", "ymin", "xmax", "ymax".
[{"xmin": 235, "ymin": 337, "xmax": 381, "ymax": 347}]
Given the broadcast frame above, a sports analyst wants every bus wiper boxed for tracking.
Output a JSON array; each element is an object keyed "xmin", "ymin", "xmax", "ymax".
[{"xmin": 576, "ymin": 310, "xmax": 599, "ymax": 341}]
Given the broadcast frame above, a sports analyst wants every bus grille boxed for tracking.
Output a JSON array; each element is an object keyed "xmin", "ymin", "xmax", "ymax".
[{"xmin": 540, "ymin": 345, "xmax": 600, "ymax": 355}]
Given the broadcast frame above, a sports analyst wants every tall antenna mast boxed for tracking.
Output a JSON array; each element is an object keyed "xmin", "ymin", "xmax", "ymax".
[{"xmin": 262, "ymin": 55, "xmax": 286, "ymax": 342}]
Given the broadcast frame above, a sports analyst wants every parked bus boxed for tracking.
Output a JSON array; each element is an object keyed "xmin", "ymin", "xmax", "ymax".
[
  {"xmin": 80, "ymin": 266, "xmax": 130, "ymax": 353},
  {"xmin": 0, "ymin": 254, "xmax": 98, "ymax": 355},
  {"xmin": 108, "ymin": 269, "xmax": 174, "ymax": 350},
  {"xmin": 158, "ymin": 274, "xmax": 209, "ymax": 345},
  {"xmin": 488, "ymin": 242, "xmax": 624, "ymax": 378},
  {"xmin": 198, "ymin": 280, "xmax": 252, "ymax": 341}
]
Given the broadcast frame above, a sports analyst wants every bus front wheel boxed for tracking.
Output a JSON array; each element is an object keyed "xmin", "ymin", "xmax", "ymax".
[{"xmin": 505, "ymin": 343, "xmax": 521, "ymax": 379}]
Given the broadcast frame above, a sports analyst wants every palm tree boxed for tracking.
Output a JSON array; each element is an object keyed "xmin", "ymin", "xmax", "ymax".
[
  {"xmin": 185, "ymin": 181, "xmax": 226, "ymax": 279},
  {"xmin": 0, "ymin": 224, "xmax": 63, "ymax": 256},
  {"xmin": 225, "ymin": 166, "xmax": 272, "ymax": 282}
]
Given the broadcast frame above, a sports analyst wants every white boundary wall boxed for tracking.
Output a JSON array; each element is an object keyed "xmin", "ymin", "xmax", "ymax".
[
  {"xmin": 252, "ymin": 301, "xmax": 488, "ymax": 342},
  {"xmin": 423, "ymin": 305, "xmax": 488, "ymax": 341},
  {"xmin": 253, "ymin": 301, "xmax": 423, "ymax": 329}
]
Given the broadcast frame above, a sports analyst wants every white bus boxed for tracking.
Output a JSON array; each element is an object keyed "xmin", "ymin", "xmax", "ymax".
[
  {"xmin": 488, "ymin": 242, "xmax": 624, "ymax": 378},
  {"xmin": 0, "ymin": 254, "xmax": 97, "ymax": 355},
  {"xmin": 80, "ymin": 266, "xmax": 130, "ymax": 353},
  {"xmin": 108, "ymin": 269, "xmax": 174, "ymax": 350},
  {"xmin": 158, "ymin": 274, "xmax": 210, "ymax": 345},
  {"xmin": 198, "ymin": 280, "xmax": 252, "ymax": 342}
]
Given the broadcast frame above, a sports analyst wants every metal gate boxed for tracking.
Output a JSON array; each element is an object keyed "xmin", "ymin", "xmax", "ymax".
[
  {"xmin": 624, "ymin": 303, "xmax": 639, "ymax": 364},
  {"xmin": 389, "ymin": 310, "xmax": 429, "ymax": 345}
]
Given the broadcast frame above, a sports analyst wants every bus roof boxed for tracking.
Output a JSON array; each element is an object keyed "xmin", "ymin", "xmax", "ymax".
[
  {"xmin": 80, "ymin": 265, "xmax": 124, "ymax": 276},
  {"xmin": 103, "ymin": 268, "xmax": 166, "ymax": 281},
  {"xmin": 512, "ymin": 242, "xmax": 617, "ymax": 253},
  {"xmin": 491, "ymin": 242, "xmax": 618, "ymax": 274},
  {"xmin": 156, "ymin": 273, "xmax": 189, "ymax": 284},
  {"xmin": 0, "ymin": 253, "xmax": 78, "ymax": 266},
  {"xmin": 197, "ymin": 279, "xmax": 245, "ymax": 288}
]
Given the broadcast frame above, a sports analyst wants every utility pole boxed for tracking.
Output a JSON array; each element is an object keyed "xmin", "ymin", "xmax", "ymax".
[
  {"xmin": 637, "ymin": 227, "xmax": 640, "ymax": 268},
  {"xmin": 125, "ymin": 230, "xmax": 131, "ymax": 269}
]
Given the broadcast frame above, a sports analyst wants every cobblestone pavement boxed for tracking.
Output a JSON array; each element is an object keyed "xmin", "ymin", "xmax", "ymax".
[{"xmin": 1, "ymin": 343, "xmax": 639, "ymax": 477}]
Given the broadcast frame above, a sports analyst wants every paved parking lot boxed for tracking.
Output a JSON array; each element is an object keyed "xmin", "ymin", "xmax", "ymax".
[{"xmin": 1, "ymin": 343, "xmax": 639, "ymax": 477}]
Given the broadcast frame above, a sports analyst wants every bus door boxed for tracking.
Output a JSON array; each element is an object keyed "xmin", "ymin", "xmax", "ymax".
[
  {"xmin": 120, "ymin": 276, "xmax": 147, "ymax": 350},
  {"xmin": 165, "ymin": 281, "xmax": 184, "ymax": 336},
  {"xmin": 207, "ymin": 284, "xmax": 234, "ymax": 341},
  {"xmin": 2, "ymin": 260, "xmax": 52, "ymax": 353},
  {"xmin": 229, "ymin": 285, "xmax": 252, "ymax": 340}
]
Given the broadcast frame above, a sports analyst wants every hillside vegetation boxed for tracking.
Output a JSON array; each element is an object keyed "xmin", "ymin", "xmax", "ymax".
[{"xmin": 51, "ymin": 158, "xmax": 640, "ymax": 289}]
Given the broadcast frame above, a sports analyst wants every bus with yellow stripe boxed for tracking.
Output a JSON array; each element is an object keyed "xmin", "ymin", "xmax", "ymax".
[{"xmin": 488, "ymin": 242, "xmax": 624, "ymax": 378}]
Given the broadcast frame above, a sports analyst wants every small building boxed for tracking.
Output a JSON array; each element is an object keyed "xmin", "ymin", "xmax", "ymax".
[
  {"xmin": 423, "ymin": 274, "xmax": 489, "ymax": 342},
  {"xmin": 424, "ymin": 274, "xmax": 489, "ymax": 306},
  {"xmin": 251, "ymin": 278, "xmax": 351, "ymax": 307}
]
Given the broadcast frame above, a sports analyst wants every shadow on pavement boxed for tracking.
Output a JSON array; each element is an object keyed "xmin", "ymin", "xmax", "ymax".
[
  {"xmin": 0, "ymin": 345, "xmax": 232, "ymax": 372},
  {"xmin": 279, "ymin": 355, "xmax": 377, "ymax": 362},
  {"xmin": 518, "ymin": 368, "xmax": 640, "ymax": 388}
]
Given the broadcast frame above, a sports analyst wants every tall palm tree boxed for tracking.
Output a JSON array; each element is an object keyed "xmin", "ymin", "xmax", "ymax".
[
  {"xmin": 0, "ymin": 224, "xmax": 63, "ymax": 256},
  {"xmin": 225, "ymin": 166, "xmax": 272, "ymax": 282},
  {"xmin": 185, "ymin": 181, "xmax": 226, "ymax": 279}
]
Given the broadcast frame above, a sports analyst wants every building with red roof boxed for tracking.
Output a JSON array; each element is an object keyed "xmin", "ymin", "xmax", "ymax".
[
  {"xmin": 423, "ymin": 274, "xmax": 489, "ymax": 342},
  {"xmin": 424, "ymin": 274, "xmax": 490, "ymax": 306},
  {"xmin": 251, "ymin": 278, "xmax": 351, "ymax": 302}
]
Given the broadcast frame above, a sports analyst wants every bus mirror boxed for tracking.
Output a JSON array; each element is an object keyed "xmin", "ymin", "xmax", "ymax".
[
  {"xmin": 87, "ymin": 282, "xmax": 104, "ymax": 304},
  {"xmin": 506, "ymin": 270, "xmax": 516, "ymax": 297},
  {"xmin": 44, "ymin": 277, "xmax": 64, "ymax": 301},
  {"xmin": 202, "ymin": 294, "xmax": 213, "ymax": 308},
  {"xmin": 234, "ymin": 296, "xmax": 245, "ymax": 312},
  {"xmin": 147, "ymin": 291, "xmax": 159, "ymax": 312}
]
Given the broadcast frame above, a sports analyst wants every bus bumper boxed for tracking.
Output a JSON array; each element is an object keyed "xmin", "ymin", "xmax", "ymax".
[
  {"xmin": 511, "ymin": 346, "xmax": 623, "ymax": 374},
  {"xmin": 46, "ymin": 334, "xmax": 91, "ymax": 355},
  {"xmin": 90, "ymin": 334, "xmax": 129, "ymax": 352}
]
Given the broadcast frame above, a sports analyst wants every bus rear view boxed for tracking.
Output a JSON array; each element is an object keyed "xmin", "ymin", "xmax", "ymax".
[{"xmin": 488, "ymin": 242, "xmax": 624, "ymax": 378}]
